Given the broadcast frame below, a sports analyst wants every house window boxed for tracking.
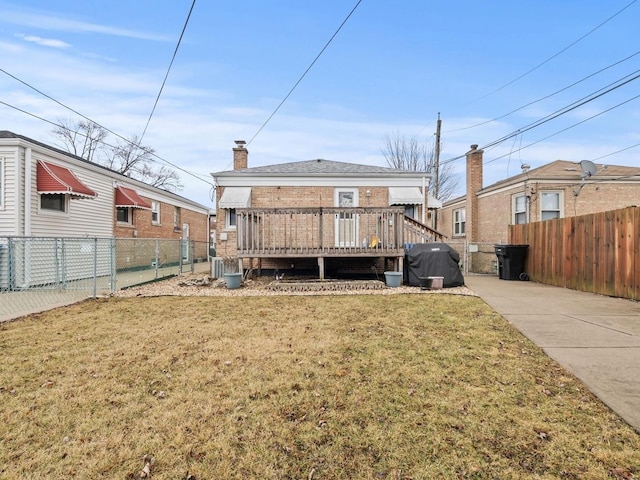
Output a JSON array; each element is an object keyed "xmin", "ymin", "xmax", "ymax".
[
  {"xmin": 41, "ymin": 193, "xmax": 67, "ymax": 212},
  {"xmin": 541, "ymin": 191, "xmax": 562, "ymax": 220},
  {"xmin": 226, "ymin": 208, "xmax": 237, "ymax": 228},
  {"xmin": 173, "ymin": 206, "xmax": 181, "ymax": 230},
  {"xmin": 117, "ymin": 207, "xmax": 132, "ymax": 224},
  {"xmin": 513, "ymin": 194, "xmax": 528, "ymax": 224},
  {"xmin": 453, "ymin": 208, "xmax": 466, "ymax": 236},
  {"xmin": 404, "ymin": 205, "xmax": 416, "ymax": 219},
  {"xmin": 151, "ymin": 201, "xmax": 160, "ymax": 225}
]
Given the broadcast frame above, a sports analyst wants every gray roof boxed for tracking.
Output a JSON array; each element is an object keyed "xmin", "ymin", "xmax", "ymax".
[{"xmin": 213, "ymin": 159, "xmax": 429, "ymax": 177}]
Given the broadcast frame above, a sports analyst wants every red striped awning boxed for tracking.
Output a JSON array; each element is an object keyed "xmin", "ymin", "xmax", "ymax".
[
  {"xmin": 115, "ymin": 185, "xmax": 152, "ymax": 209},
  {"xmin": 37, "ymin": 161, "xmax": 97, "ymax": 198}
]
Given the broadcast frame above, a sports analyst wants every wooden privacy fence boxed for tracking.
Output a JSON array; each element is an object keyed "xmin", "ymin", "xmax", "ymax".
[{"xmin": 510, "ymin": 206, "xmax": 639, "ymax": 300}]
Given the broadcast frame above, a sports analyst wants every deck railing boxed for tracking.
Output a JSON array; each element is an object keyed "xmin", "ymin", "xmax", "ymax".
[
  {"xmin": 236, "ymin": 207, "xmax": 443, "ymax": 257},
  {"xmin": 403, "ymin": 215, "xmax": 445, "ymax": 245}
]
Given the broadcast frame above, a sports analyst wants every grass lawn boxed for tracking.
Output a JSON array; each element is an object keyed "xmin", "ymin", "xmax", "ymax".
[{"xmin": 1, "ymin": 294, "xmax": 639, "ymax": 479}]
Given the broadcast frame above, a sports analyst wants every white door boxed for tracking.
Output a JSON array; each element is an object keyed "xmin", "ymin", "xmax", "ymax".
[{"xmin": 334, "ymin": 188, "xmax": 358, "ymax": 247}]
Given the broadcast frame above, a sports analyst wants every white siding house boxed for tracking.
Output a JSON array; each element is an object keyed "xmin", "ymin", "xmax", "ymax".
[{"xmin": 0, "ymin": 131, "xmax": 209, "ymax": 238}]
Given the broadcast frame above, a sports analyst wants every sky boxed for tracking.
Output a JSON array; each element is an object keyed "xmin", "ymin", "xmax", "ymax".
[{"xmin": 1, "ymin": 0, "xmax": 639, "ymax": 207}]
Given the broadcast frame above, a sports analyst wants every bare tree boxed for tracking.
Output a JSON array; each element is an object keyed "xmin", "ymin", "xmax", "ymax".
[
  {"xmin": 104, "ymin": 135, "xmax": 182, "ymax": 190},
  {"xmin": 381, "ymin": 131, "xmax": 460, "ymax": 202},
  {"xmin": 51, "ymin": 120, "xmax": 182, "ymax": 192},
  {"xmin": 52, "ymin": 119, "xmax": 107, "ymax": 163}
]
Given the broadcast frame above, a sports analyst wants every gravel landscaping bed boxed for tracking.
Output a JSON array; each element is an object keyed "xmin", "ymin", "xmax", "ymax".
[{"xmin": 112, "ymin": 273, "xmax": 477, "ymax": 298}]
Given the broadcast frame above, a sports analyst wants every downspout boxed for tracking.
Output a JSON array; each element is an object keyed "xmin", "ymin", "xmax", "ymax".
[
  {"xmin": 421, "ymin": 176, "xmax": 426, "ymax": 225},
  {"xmin": 24, "ymin": 147, "xmax": 32, "ymax": 236}
]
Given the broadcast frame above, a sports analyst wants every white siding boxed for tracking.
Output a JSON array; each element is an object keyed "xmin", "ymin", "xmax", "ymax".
[
  {"xmin": 1, "ymin": 134, "xmax": 210, "ymax": 238},
  {"xmin": 28, "ymin": 151, "xmax": 114, "ymax": 237},
  {"xmin": 0, "ymin": 147, "xmax": 20, "ymax": 236}
]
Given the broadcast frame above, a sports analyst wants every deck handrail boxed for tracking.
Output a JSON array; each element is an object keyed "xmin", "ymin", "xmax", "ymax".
[
  {"xmin": 236, "ymin": 207, "xmax": 406, "ymax": 256},
  {"xmin": 403, "ymin": 215, "xmax": 446, "ymax": 244},
  {"xmin": 234, "ymin": 207, "xmax": 444, "ymax": 258}
]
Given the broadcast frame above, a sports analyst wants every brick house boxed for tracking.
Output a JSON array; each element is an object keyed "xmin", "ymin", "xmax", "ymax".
[
  {"xmin": 438, "ymin": 144, "xmax": 640, "ymax": 270},
  {"xmin": 211, "ymin": 141, "xmax": 443, "ymax": 279},
  {"xmin": 0, "ymin": 131, "xmax": 210, "ymax": 244}
]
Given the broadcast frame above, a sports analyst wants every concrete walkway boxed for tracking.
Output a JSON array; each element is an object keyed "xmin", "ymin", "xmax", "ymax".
[{"xmin": 464, "ymin": 274, "xmax": 640, "ymax": 433}]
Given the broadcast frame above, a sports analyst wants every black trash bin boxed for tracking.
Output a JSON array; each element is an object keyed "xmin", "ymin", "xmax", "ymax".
[{"xmin": 494, "ymin": 244, "xmax": 529, "ymax": 280}]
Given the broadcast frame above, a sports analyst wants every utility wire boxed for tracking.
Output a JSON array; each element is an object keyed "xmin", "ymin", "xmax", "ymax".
[
  {"xmin": 0, "ymin": 99, "xmax": 213, "ymax": 187},
  {"xmin": 480, "ymin": 70, "xmax": 640, "ymax": 151},
  {"xmin": 446, "ymin": 49, "xmax": 640, "ymax": 133},
  {"xmin": 590, "ymin": 142, "xmax": 640, "ymax": 161},
  {"xmin": 468, "ymin": 0, "xmax": 638, "ymax": 104},
  {"xmin": 246, "ymin": 0, "xmax": 362, "ymax": 146},
  {"xmin": 484, "ymin": 92, "xmax": 640, "ymax": 165},
  {"xmin": 439, "ymin": 70, "xmax": 640, "ymax": 166},
  {"xmin": 138, "ymin": 0, "xmax": 197, "ymax": 145},
  {"xmin": 0, "ymin": 67, "xmax": 213, "ymax": 186}
]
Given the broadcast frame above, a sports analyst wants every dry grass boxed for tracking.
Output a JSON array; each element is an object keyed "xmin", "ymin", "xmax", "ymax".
[{"xmin": 1, "ymin": 294, "xmax": 639, "ymax": 479}]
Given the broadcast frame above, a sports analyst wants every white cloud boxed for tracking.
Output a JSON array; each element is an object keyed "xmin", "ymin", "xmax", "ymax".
[
  {"xmin": 15, "ymin": 33, "xmax": 69, "ymax": 48},
  {"xmin": 2, "ymin": 7, "xmax": 170, "ymax": 41}
]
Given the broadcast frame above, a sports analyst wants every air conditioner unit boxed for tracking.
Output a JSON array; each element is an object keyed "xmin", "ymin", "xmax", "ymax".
[{"xmin": 211, "ymin": 257, "xmax": 225, "ymax": 279}]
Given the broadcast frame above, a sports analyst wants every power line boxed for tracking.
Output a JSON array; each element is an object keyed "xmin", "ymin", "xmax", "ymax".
[
  {"xmin": 439, "ymin": 70, "xmax": 640, "ymax": 166},
  {"xmin": 484, "ymin": 92, "xmax": 640, "ymax": 165},
  {"xmin": 0, "ymin": 99, "xmax": 213, "ymax": 187},
  {"xmin": 480, "ymin": 69, "xmax": 640, "ymax": 152},
  {"xmin": 0, "ymin": 66, "xmax": 213, "ymax": 186},
  {"xmin": 446, "ymin": 49, "xmax": 640, "ymax": 133},
  {"xmin": 138, "ymin": 0, "xmax": 197, "ymax": 145},
  {"xmin": 468, "ymin": 0, "xmax": 638, "ymax": 105},
  {"xmin": 246, "ymin": 0, "xmax": 363, "ymax": 146},
  {"xmin": 590, "ymin": 142, "xmax": 640, "ymax": 162}
]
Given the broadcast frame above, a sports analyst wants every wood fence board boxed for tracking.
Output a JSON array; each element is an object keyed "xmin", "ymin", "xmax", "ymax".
[{"xmin": 510, "ymin": 206, "xmax": 638, "ymax": 301}]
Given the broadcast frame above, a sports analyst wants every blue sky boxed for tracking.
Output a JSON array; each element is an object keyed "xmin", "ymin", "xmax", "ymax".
[{"xmin": 1, "ymin": 0, "xmax": 638, "ymax": 206}]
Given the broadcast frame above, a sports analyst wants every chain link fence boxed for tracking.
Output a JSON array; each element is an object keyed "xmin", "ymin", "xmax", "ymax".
[{"xmin": 1, "ymin": 237, "xmax": 210, "ymax": 322}]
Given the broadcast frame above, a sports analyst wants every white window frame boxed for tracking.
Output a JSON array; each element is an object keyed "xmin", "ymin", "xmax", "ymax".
[
  {"xmin": 225, "ymin": 208, "xmax": 237, "ymax": 229},
  {"xmin": 540, "ymin": 191, "xmax": 563, "ymax": 221},
  {"xmin": 40, "ymin": 193, "xmax": 68, "ymax": 214},
  {"xmin": 453, "ymin": 208, "xmax": 466, "ymax": 236},
  {"xmin": 116, "ymin": 206, "xmax": 133, "ymax": 225},
  {"xmin": 151, "ymin": 201, "xmax": 160, "ymax": 225},
  {"xmin": 512, "ymin": 193, "xmax": 528, "ymax": 225}
]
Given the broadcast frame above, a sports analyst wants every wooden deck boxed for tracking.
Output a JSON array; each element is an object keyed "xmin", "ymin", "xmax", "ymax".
[{"xmin": 235, "ymin": 207, "xmax": 444, "ymax": 278}]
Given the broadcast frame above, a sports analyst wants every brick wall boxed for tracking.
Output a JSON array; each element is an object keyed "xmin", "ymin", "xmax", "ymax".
[
  {"xmin": 439, "ymin": 181, "xmax": 640, "ymax": 245},
  {"xmin": 114, "ymin": 198, "xmax": 208, "ymax": 242}
]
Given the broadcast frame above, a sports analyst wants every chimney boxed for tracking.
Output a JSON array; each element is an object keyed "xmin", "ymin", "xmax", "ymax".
[
  {"xmin": 233, "ymin": 140, "xmax": 248, "ymax": 170},
  {"xmin": 466, "ymin": 144, "xmax": 483, "ymax": 243}
]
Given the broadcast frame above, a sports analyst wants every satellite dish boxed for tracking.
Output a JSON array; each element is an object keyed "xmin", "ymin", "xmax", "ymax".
[{"xmin": 579, "ymin": 160, "xmax": 597, "ymax": 178}]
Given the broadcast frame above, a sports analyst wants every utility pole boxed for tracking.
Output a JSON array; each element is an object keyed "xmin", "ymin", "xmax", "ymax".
[{"xmin": 433, "ymin": 113, "xmax": 442, "ymax": 229}]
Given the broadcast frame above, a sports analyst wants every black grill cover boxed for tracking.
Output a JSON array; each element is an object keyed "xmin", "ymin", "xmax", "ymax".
[{"xmin": 405, "ymin": 243, "xmax": 465, "ymax": 287}]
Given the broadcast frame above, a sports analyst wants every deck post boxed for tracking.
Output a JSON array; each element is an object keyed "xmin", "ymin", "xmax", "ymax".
[{"xmin": 317, "ymin": 256, "xmax": 325, "ymax": 280}]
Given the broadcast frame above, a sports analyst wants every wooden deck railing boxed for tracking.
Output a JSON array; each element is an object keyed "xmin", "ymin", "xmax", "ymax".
[
  {"xmin": 403, "ymin": 216, "xmax": 445, "ymax": 245},
  {"xmin": 236, "ymin": 207, "xmax": 443, "ymax": 257}
]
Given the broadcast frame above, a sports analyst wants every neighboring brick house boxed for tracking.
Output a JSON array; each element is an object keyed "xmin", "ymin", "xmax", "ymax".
[
  {"xmin": 438, "ymin": 144, "xmax": 640, "ymax": 268},
  {"xmin": 211, "ymin": 141, "xmax": 442, "ymax": 279},
  {"xmin": 0, "ymin": 131, "xmax": 210, "ymax": 244}
]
